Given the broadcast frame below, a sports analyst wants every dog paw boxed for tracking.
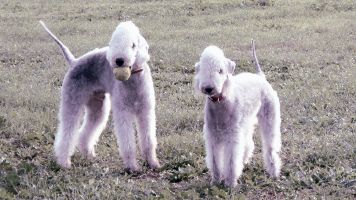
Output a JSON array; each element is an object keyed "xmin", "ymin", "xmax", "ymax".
[
  {"xmin": 56, "ymin": 157, "xmax": 71, "ymax": 169},
  {"xmin": 79, "ymin": 145, "xmax": 96, "ymax": 159},
  {"xmin": 266, "ymin": 154, "xmax": 281, "ymax": 178},
  {"xmin": 86, "ymin": 150, "xmax": 96, "ymax": 159},
  {"xmin": 224, "ymin": 177, "xmax": 237, "ymax": 188},
  {"xmin": 267, "ymin": 166, "xmax": 280, "ymax": 178},
  {"xmin": 211, "ymin": 171, "xmax": 222, "ymax": 185},
  {"xmin": 243, "ymin": 157, "xmax": 251, "ymax": 165},
  {"xmin": 210, "ymin": 177, "xmax": 222, "ymax": 185},
  {"xmin": 86, "ymin": 150, "xmax": 97, "ymax": 159},
  {"xmin": 148, "ymin": 159, "xmax": 161, "ymax": 169},
  {"xmin": 124, "ymin": 165, "xmax": 141, "ymax": 174}
]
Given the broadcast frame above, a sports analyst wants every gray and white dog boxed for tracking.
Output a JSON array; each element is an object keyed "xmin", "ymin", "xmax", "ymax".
[
  {"xmin": 194, "ymin": 41, "xmax": 282, "ymax": 187},
  {"xmin": 40, "ymin": 21, "xmax": 160, "ymax": 171}
]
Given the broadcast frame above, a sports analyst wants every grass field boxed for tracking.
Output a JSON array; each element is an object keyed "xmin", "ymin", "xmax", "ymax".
[{"xmin": 0, "ymin": 0, "xmax": 355, "ymax": 199}]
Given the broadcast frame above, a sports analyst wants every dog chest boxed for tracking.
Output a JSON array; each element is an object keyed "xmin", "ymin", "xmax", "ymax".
[
  {"xmin": 205, "ymin": 102, "xmax": 239, "ymax": 133},
  {"xmin": 116, "ymin": 77, "xmax": 154, "ymax": 113}
]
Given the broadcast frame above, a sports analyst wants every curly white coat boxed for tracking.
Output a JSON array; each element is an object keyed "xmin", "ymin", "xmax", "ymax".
[
  {"xmin": 194, "ymin": 45, "xmax": 282, "ymax": 187},
  {"xmin": 40, "ymin": 21, "xmax": 159, "ymax": 171}
]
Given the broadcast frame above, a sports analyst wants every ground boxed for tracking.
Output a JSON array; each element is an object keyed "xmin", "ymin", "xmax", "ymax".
[{"xmin": 0, "ymin": 0, "xmax": 355, "ymax": 199}]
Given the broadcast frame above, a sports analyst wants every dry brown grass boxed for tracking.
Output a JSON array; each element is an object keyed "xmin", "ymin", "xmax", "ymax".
[{"xmin": 0, "ymin": 0, "xmax": 355, "ymax": 199}]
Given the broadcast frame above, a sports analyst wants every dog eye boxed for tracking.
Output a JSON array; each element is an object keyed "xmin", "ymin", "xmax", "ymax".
[
  {"xmin": 219, "ymin": 69, "xmax": 223, "ymax": 74},
  {"xmin": 132, "ymin": 43, "xmax": 136, "ymax": 49}
]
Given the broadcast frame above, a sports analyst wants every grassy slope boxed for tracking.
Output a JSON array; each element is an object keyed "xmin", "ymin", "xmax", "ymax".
[{"xmin": 0, "ymin": 0, "xmax": 355, "ymax": 199}]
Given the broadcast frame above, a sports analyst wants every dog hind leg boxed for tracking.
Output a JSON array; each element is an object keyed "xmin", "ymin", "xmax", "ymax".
[
  {"xmin": 78, "ymin": 92, "xmax": 111, "ymax": 159},
  {"xmin": 54, "ymin": 97, "xmax": 84, "ymax": 168},
  {"xmin": 258, "ymin": 94, "xmax": 282, "ymax": 177},
  {"xmin": 243, "ymin": 126, "xmax": 255, "ymax": 164}
]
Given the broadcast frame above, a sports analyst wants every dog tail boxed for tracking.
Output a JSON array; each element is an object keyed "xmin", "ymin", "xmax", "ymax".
[
  {"xmin": 39, "ymin": 21, "xmax": 76, "ymax": 67},
  {"xmin": 251, "ymin": 39, "xmax": 265, "ymax": 77}
]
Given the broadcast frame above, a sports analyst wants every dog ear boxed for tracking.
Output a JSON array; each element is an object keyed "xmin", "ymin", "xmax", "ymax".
[
  {"xmin": 106, "ymin": 47, "xmax": 114, "ymax": 67},
  {"xmin": 226, "ymin": 58, "xmax": 235, "ymax": 74},
  {"xmin": 135, "ymin": 34, "xmax": 150, "ymax": 66},
  {"xmin": 193, "ymin": 62, "xmax": 201, "ymax": 96},
  {"xmin": 195, "ymin": 62, "xmax": 200, "ymax": 73}
]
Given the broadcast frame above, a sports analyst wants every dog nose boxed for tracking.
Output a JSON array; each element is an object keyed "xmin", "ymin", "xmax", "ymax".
[
  {"xmin": 115, "ymin": 58, "xmax": 125, "ymax": 67},
  {"xmin": 204, "ymin": 87, "xmax": 214, "ymax": 94}
]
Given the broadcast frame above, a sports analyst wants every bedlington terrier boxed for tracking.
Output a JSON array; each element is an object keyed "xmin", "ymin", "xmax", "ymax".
[
  {"xmin": 194, "ymin": 41, "xmax": 282, "ymax": 187},
  {"xmin": 40, "ymin": 21, "xmax": 160, "ymax": 171}
]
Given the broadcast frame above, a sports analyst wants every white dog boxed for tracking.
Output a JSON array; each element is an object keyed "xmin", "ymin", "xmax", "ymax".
[
  {"xmin": 194, "ymin": 41, "xmax": 282, "ymax": 187},
  {"xmin": 40, "ymin": 21, "xmax": 160, "ymax": 171}
]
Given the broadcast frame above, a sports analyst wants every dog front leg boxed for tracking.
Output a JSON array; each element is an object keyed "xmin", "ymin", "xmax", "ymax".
[
  {"xmin": 204, "ymin": 129, "xmax": 223, "ymax": 184},
  {"xmin": 113, "ymin": 109, "xmax": 139, "ymax": 172},
  {"xmin": 136, "ymin": 108, "xmax": 160, "ymax": 169},
  {"xmin": 223, "ymin": 132, "xmax": 245, "ymax": 187}
]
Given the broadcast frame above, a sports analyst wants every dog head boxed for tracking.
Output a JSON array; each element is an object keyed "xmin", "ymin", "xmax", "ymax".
[
  {"xmin": 106, "ymin": 21, "xmax": 150, "ymax": 69},
  {"xmin": 194, "ymin": 46, "xmax": 235, "ymax": 98}
]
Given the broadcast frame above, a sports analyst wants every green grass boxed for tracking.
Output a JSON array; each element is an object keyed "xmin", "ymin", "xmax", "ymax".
[{"xmin": 0, "ymin": 0, "xmax": 355, "ymax": 199}]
